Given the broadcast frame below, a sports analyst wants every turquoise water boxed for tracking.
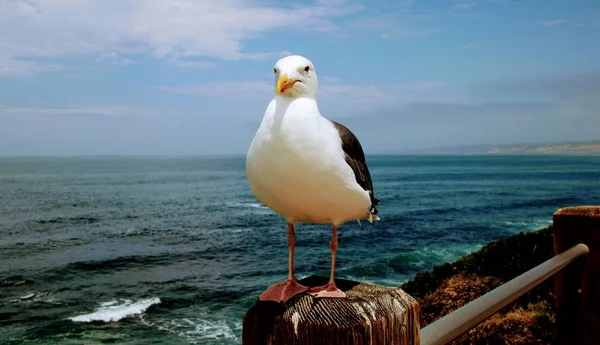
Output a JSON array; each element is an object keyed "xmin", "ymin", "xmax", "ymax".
[{"xmin": 1, "ymin": 155, "xmax": 599, "ymax": 344}]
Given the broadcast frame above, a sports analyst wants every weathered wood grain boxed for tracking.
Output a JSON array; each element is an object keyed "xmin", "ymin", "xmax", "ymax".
[{"xmin": 243, "ymin": 276, "xmax": 420, "ymax": 345}]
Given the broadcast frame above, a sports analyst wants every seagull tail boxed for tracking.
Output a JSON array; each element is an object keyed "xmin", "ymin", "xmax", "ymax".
[
  {"xmin": 366, "ymin": 204, "xmax": 381, "ymax": 223},
  {"xmin": 367, "ymin": 213, "xmax": 381, "ymax": 223}
]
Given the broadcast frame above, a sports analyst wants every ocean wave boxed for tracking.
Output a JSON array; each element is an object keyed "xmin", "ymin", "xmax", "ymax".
[
  {"xmin": 503, "ymin": 219, "xmax": 552, "ymax": 231},
  {"xmin": 225, "ymin": 202, "xmax": 267, "ymax": 209},
  {"xmin": 1, "ymin": 275, "xmax": 32, "ymax": 287},
  {"xmin": 404, "ymin": 196, "xmax": 579, "ymax": 219},
  {"xmin": 505, "ymin": 196, "xmax": 579, "ymax": 209},
  {"xmin": 9, "ymin": 291, "xmax": 59, "ymax": 305},
  {"xmin": 224, "ymin": 202, "xmax": 275, "ymax": 216},
  {"xmin": 344, "ymin": 242, "xmax": 484, "ymax": 282},
  {"xmin": 65, "ymin": 254, "xmax": 170, "ymax": 272},
  {"xmin": 33, "ymin": 216, "xmax": 99, "ymax": 225},
  {"xmin": 388, "ymin": 244, "xmax": 483, "ymax": 268},
  {"xmin": 68, "ymin": 297, "xmax": 161, "ymax": 323},
  {"xmin": 155, "ymin": 316, "xmax": 241, "ymax": 344}
]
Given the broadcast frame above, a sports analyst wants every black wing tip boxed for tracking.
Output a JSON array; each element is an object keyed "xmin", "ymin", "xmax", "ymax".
[
  {"xmin": 368, "ymin": 195, "xmax": 380, "ymax": 215},
  {"xmin": 370, "ymin": 204, "xmax": 379, "ymax": 215}
]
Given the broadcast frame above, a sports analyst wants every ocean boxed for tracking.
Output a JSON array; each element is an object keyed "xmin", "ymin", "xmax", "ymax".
[{"xmin": 1, "ymin": 155, "xmax": 599, "ymax": 344}]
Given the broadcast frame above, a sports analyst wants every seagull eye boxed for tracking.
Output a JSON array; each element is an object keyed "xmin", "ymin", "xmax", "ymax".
[
  {"xmin": 304, "ymin": 66, "xmax": 310, "ymax": 72},
  {"xmin": 273, "ymin": 68, "xmax": 277, "ymax": 74}
]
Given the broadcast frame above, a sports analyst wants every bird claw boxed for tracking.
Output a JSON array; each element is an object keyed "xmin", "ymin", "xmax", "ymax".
[{"xmin": 259, "ymin": 279, "xmax": 309, "ymax": 303}]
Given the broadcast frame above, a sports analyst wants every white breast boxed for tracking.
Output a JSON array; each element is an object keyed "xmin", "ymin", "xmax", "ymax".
[{"xmin": 246, "ymin": 97, "xmax": 371, "ymax": 225}]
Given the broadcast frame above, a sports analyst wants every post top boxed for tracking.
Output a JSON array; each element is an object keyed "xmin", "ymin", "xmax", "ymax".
[
  {"xmin": 243, "ymin": 276, "xmax": 420, "ymax": 345},
  {"xmin": 245, "ymin": 276, "xmax": 418, "ymax": 328},
  {"xmin": 553, "ymin": 206, "xmax": 600, "ymax": 218}
]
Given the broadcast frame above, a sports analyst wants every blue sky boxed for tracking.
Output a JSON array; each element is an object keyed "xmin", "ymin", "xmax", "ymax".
[{"xmin": 0, "ymin": 0, "xmax": 598, "ymax": 155}]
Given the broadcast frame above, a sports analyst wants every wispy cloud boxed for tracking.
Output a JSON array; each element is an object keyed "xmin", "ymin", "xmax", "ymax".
[
  {"xmin": 96, "ymin": 52, "xmax": 135, "ymax": 66},
  {"xmin": 355, "ymin": 14, "xmax": 439, "ymax": 39},
  {"xmin": 157, "ymin": 78, "xmax": 445, "ymax": 109},
  {"xmin": 468, "ymin": 69, "xmax": 600, "ymax": 117},
  {"xmin": 337, "ymin": 69, "xmax": 600, "ymax": 152},
  {"xmin": 536, "ymin": 19, "xmax": 567, "ymax": 27},
  {"xmin": 322, "ymin": 79, "xmax": 444, "ymax": 102},
  {"xmin": 0, "ymin": 0, "xmax": 359, "ymax": 77},
  {"xmin": 452, "ymin": 2, "xmax": 476, "ymax": 10},
  {"xmin": 0, "ymin": 0, "xmax": 467, "ymax": 77},
  {"xmin": 460, "ymin": 42, "xmax": 477, "ymax": 49},
  {"xmin": 166, "ymin": 59, "xmax": 216, "ymax": 69},
  {"xmin": 337, "ymin": 99, "xmax": 600, "ymax": 153},
  {"xmin": 157, "ymin": 82, "xmax": 272, "ymax": 100},
  {"xmin": 0, "ymin": 56, "xmax": 63, "ymax": 77}
]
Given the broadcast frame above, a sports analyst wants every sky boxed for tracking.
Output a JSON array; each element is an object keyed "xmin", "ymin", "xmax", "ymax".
[{"xmin": 0, "ymin": 0, "xmax": 598, "ymax": 156}]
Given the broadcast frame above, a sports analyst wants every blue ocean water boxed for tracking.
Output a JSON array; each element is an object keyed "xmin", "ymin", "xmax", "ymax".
[{"xmin": 1, "ymin": 155, "xmax": 599, "ymax": 344}]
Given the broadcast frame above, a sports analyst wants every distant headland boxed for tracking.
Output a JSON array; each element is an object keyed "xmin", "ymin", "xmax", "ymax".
[
  {"xmin": 488, "ymin": 141, "xmax": 600, "ymax": 154},
  {"xmin": 410, "ymin": 140, "xmax": 600, "ymax": 155}
]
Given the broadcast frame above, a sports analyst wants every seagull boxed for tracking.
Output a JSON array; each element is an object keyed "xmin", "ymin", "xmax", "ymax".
[{"xmin": 246, "ymin": 55, "xmax": 379, "ymax": 303}]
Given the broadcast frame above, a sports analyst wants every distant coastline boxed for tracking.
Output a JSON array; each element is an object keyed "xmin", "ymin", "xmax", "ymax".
[
  {"xmin": 488, "ymin": 141, "xmax": 600, "ymax": 154},
  {"xmin": 2, "ymin": 140, "xmax": 600, "ymax": 158},
  {"xmin": 410, "ymin": 139, "xmax": 600, "ymax": 155}
]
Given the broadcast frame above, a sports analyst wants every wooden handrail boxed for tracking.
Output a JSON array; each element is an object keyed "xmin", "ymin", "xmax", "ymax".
[{"xmin": 420, "ymin": 243, "xmax": 589, "ymax": 345}]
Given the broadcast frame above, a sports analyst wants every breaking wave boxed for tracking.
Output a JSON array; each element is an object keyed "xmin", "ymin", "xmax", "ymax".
[{"xmin": 68, "ymin": 297, "xmax": 161, "ymax": 323}]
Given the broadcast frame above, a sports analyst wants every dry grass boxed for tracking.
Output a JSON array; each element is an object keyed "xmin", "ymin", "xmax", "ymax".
[{"xmin": 419, "ymin": 274, "xmax": 500, "ymax": 326}]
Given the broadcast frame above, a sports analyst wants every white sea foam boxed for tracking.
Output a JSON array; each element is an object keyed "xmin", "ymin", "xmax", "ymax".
[
  {"xmin": 503, "ymin": 219, "xmax": 552, "ymax": 232},
  {"xmin": 244, "ymin": 202, "xmax": 267, "ymax": 209},
  {"xmin": 10, "ymin": 291, "xmax": 58, "ymax": 304},
  {"xmin": 411, "ymin": 243, "xmax": 484, "ymax": 264},
  {"xmin": 68, "ymin": 297, "xmax": 160, "ymax": 323},
  {"xmin": 184, "ymin": 318, "xmax": 239, "ymax": 340},
  {"xmin": 154, "ymin": 313, "xmax": 242, "ymax": 343},
  {"xmin": 225, "ymin": 202, "xmax": 273, "ymax": 215}
]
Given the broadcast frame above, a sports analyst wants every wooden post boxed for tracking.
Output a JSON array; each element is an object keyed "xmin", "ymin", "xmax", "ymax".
[
  {"xmin": 553, "ymin": 206, "xmax": 600, "ymax": 345},
  {"xmin": 242, "ymin": 275, "xmax": 420, "ymax": 345}
]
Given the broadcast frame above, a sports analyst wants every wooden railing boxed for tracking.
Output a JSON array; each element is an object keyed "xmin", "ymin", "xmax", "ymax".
[{"xmin": 242, "ymin": 206, "xmax": 600, "ymax": 345}]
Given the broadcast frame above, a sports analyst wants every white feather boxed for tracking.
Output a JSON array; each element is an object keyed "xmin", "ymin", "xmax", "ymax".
[{"xmin": 246, "ymin": 95, "xmax": 371, "ymax": 226}]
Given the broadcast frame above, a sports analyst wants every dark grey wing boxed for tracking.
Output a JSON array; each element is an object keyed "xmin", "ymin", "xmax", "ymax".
[{"xmin": 332, "ymin": 121, "xmax": 379, "ymax": 216}]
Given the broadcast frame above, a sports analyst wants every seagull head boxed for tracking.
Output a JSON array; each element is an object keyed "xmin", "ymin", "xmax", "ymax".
[{"xmin": 273, "ymin": 55, "xmax": 318, "ymax": 99}]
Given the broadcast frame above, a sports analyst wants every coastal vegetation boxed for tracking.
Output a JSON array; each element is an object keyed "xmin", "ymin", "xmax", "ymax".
[{"xmin": 401, "ymin": 226, "xmax": 556, "ymax": 344}]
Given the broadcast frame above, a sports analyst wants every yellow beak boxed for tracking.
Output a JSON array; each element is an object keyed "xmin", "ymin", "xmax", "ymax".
[{"xmin": 276, "ymin": 73, "xmax": 299, "ymax": 94}]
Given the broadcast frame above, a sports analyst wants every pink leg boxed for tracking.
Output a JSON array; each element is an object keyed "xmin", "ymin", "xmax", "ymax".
[
  {"xmin": 259, "ymin": 223, "xmax": 309, "ymax": 303},
  {"xmin": 309, "ymin": 225, "xmax": 346, "ymax": 298}
]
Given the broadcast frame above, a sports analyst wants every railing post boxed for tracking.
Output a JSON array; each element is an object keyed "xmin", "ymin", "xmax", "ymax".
[{"xmin": 553, "ymin": 206, "xmax": 600, "ymax": 345}]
